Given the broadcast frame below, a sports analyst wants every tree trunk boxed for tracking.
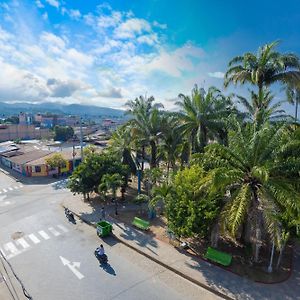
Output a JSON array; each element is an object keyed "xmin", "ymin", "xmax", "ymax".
[
  {"xmin": 150, "ymin": 140, "xmax": 157, "ymax": 169},
  {"xmin": 276, "ymin": 244, "xmax": 285, "ymax": 270},
  {"xmin": 295, "ymin": 100, "xmax": 298, "ymax": 124}
]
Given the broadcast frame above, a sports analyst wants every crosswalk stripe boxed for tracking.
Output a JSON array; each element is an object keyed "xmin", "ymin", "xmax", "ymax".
[
  {"xmin": 48, "ymin": 227, "xmax": 60, "ymax": 236},
  {"xmin": 16, "ymin": 238, "xmax": 30, "ymax": 249},
  {"xmin": 28, "ymin": 234, "xmax": 40, "ymax": 244},
  {"xmin": 0, "ymin": 191, "xmax": 2, "ymax": 194},
  {"xmin": 14, "ymin": 186, "xmax": 19, "ymax": 189},
  {"xmin": 38, "ymin": 230, "xmax": 50, "ymax": 240},
  {"xmin": 3, "ymin": 189, "xmax": 7, "ymax": 193},
  {"xmin": 57, "ymin": 225, "xmax": 68, "ymax": 233},
  {"xmin": 8, "ymin": 187, "xmax": 13, "ymax": 191},
  {"xmin": 4, "ymin": 242, "xmax": 20, "ymax": 255},
  {"xmin": 19, "ymin": 184, "xmax": 23, "ymax": 188}
]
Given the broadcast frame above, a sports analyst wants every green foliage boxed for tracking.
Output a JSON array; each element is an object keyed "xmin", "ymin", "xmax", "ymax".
[
  {"xmin": 68, "ymin": 152, "xmax": 129, "ymax": 197},
  {"xmin": 4, "ymin": 116, "xmax": 19, "ymax": 124},
  {"xmin": 45, "ymin": 153, "xmax": 67, "ymax": 169},
  {"xmin": 165, "ymin": 165, "xmax": 221, "ymax": 238},
  {"xmin": 200, "ymin": 120, "xmax": 300, "ymax": 248},
  {"xmin": 54, "ymin": 125, "xmax": 74, "ymax": 141},
  {"xmin": 98, "ymin": 173, "xmax": 123, "ymax": 199},
  {"xmin": 132, "ymin": 194, "xmax": 150, "ymax": 205}
]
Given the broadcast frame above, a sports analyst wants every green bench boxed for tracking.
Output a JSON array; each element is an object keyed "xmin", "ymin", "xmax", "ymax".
[
  {"xmin": 132, "ymin": 217, "xmax": 150, "ymax": 230},
  {"xmin": 204, "ymin": 247, "xmax": 232, "ymax": 266}
]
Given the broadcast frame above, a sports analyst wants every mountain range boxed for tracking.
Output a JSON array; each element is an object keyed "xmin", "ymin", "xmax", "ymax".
[{"xmin": 0, "ymin": 102, "xmax": 124, "ymax": 118}]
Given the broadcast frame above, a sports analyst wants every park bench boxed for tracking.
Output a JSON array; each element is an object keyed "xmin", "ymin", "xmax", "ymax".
[
  {"xmin": 132, "ymin": 217, "xmax": 150, "ymax": 230},
  {"xmin": 204, "ymin": 247, "xmax": 232, "ymax": 266}
]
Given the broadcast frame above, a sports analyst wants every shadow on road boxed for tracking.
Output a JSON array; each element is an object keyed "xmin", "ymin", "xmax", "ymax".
[{"xmin": 100, "ymin": 263, "xmax": 116, "ymax": 276}]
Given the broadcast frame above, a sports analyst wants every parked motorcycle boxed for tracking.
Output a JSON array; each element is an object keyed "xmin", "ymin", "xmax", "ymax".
[
  {"xmin": 65, "ymin": 208, "xmax": 76, "ymax": 224},
  {"xmin": 94, "ymin": 250, "xmax": 108, "ymax": 265}
]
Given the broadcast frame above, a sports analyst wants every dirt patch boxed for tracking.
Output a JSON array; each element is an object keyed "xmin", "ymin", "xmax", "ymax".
[{"xmin": 11, "ymin": 231, "xmax": 24, "ymax": 240}]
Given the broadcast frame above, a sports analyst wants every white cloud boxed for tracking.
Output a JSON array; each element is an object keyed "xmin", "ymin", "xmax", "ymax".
[
  {"xmin": 208, "ymin": 71, "xmax": 225, "ymax": 79},
  {"xmin": 153, "ymin": 21, "xmax": 167, "ymax": 29},
  {"xmin": 42, "ymin": 12, "xmax": 48, "ymax": 20},
  {"xmin": 45, "ymin": 0, "xmax": 60, "ymax": 8},
  {"xmin": 35, "ymin": 0, "xmax": 44, "ymax": 8},
  {"xmin": 114, "ymin": 18, "xmax": 151, "ymax": 39},
  {"xmin": 61, "ymin": 7, "xmax": 81, "ymax": 20}
]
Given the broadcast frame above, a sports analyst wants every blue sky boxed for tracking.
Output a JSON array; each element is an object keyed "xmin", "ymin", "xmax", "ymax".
[{"xmin": 0, "ymin": 0, "xmax": 299, "ymax": 111}]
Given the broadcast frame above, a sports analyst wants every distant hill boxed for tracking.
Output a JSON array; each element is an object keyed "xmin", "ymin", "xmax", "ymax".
[{"xmin": 0, "ymin": 102, "xmax": 124, "ymax": 118}]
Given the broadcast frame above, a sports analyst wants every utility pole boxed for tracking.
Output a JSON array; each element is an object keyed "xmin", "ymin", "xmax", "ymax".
[{"xmin": 80, "ymin": 117, "xmax": 84, "ymax": 161}]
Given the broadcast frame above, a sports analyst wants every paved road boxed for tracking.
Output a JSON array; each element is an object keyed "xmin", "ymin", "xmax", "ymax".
[{"xmin": 0, "ymin": 174, "xmax": 219, "ymax": 300}]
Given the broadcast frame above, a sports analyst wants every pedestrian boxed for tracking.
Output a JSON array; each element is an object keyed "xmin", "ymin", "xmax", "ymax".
[{"xmin": 101, "ymin": 207, "xmax": 106, "ymax": 220}]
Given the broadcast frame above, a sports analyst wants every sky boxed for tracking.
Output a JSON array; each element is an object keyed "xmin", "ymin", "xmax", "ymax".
[{"xmin": 0, "ymin": 0, "xmax": 300, "ymax": 111}]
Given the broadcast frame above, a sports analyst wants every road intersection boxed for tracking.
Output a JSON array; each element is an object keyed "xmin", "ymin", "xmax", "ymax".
[{"xmin": 0, "ymin": 170, "xmax": 219, "ymax": 300}]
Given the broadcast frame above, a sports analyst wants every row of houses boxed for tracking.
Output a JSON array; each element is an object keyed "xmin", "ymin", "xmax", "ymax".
[{"xmin": 0, "ymin": 142, "xmax": 81, "ymax": 177}]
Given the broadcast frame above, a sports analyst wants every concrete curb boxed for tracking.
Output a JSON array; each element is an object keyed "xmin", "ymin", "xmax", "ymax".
[{"xmin": 62, "ymin": 204, "xmax": 234, "ymax": 300}]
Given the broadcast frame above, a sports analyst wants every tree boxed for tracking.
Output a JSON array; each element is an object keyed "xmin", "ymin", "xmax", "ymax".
[
  {"xmin": 236, "ymin": 88, "xmax": 287, "ymax": 127},
  {"xmin": 224, "ymin": 41, "xmax": 300, "ymax": 95},
  {"xmin": 45, "ymin": 153, "xmax": 67, "ymax": 174},
  {"xmin": 286, "ymin": 83, "xmax": 300, "ymax": 124},
  {"xmin": 165, "ymin": 165, "xmax": 221, "ymax": 238},
  {"xmin": 54, "ymin": 126, "xmax": 74, "ymax": 141},
  {"xmin": 68, "ymin": 152, "xmax": 128, "ymax": 200},
  {"xmin": 126, "ymin": 95, "xmax": 164, "ymax": 169},
  {"xmin": 200, "ymin": 120, "xmax": 300, "ymax": 262},
  {"xmin": 98, "ymin": 173, "xmax": 124, "ymax": 215},
  {"xmin": 176, "ymin": 85, "xmax": 233, "ymax": 152}
]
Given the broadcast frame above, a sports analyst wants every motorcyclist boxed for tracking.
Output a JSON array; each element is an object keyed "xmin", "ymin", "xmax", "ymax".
[{"xmin": 96, "ymin": 244, "xmax": 105, "ymax": 257}]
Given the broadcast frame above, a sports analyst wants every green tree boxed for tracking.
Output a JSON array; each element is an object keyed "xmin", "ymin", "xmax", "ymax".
[
  {"xmin": 54, "ymin": 126, "xmax": 74, "ymax": 141},
  {"xmin": 68, "ymin": 152, "xmax": 128, "ymax": 200},
  {"xmin": 165, "ymin": 165, "xmax": 221, "ymax": 238},
  {"xmin": 224, "ymin": 41, "xmax": 300, "ymax": 95},
  {"xmin": 98, "ymin": 173, "xmax": 124, "ymax": 215},
  {"xmin": 200, "ymin": 121, "xmax": 300, "ymax": 262},
  {"xmin": 236, "ymin": 88, "xmax": 287, "ymax": 127},
  {"xmin": 286, "ymin": 83, "xmax": 300, "ymax": 123},
  {"xmin": 45, "ymin": 153, "xmax": 67, "ymax": 173},
  {"xmin": 176, "ymin": 85, "xmax": 233, "ymax": 153}
]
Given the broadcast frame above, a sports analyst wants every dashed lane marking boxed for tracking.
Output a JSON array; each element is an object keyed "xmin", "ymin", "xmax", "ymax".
[
  {"xmin": 3, "ymin": 189, "xmax": 7, "ymax": 193},
  {"xmin": 57, "ymin": 225, "xmax": 68, "ymax": 233}
]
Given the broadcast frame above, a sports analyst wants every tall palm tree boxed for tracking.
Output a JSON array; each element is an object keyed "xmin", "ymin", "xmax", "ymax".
[
  {"xmin": 224, "ymin": 41, "xmax": 300, "ymax": 94},
  {"xmin": 237, "ymin": 88, "xmax": 287, "ymax": 127},
  {"xmin": 176, "ymin": 85, "xmax": 233, "ymax": 152},
  {"xmin": 109, "ymin": 125, "xmax": 137, "ymax": 174},
  {"xmin": 201, "ymin": 121, "xmax": 300, "ymax": 262},
  {"xmin": 126, "ymin": 95, "xmax": 164, "ymax": 169},
  {"xmin": 286, "ymin": 83, "xmax": 300, "ymax": 123}
]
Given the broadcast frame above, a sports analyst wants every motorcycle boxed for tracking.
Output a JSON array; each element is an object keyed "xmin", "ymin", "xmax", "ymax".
[
  {"xmin": 65, "ymin": 208, "xmax": 76, "ymax": 223},
  {"xmin": 94, "ymin": 250, "xmax": 108, "ymax": 265}
]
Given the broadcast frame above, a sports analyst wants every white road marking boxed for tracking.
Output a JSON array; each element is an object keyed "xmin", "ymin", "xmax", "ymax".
[
  {"xmin": 8, "ymin": 187, "xmax": 13, "ymax": 191},
  {"xmin": 3, "ymin": 189, "xmax": 7, "ymax": 193},
  {"xmin": 14, "ymin": 186, "xmax": 19, "ymax": 189},
  {"xmin": 60, "ymin": 256, "xmax": 84, "ymax": 280},
  {"xmin": 16, "ymin": 238, "xmax": 30, "ymax": 249},
  {"xmin": 28, "ymin": 234, "xmax": 40, "ymax": 244},
  {"xmin": 38, "ymin": 230, "xmax": 50, "ymax": 240},
  {"xmin": 48, "ymin": 227, "xmax": 60, "ymax": 236},
  {"xmin": 57, "ymin": 225, "xmax": 68, "ymax": 233},
  {"xmin": 0, "ymin": 191, "xmax": 2, "ymax": 194},
  {"xmin": 4, "ymin": 242, "xmax": 20, "ymax": 255},
  {"xmin": 19, "ymin": 184, "xmax": 23, "ymax": 188}
]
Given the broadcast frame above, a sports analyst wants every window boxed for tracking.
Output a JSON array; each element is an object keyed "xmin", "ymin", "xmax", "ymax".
[{"xmin": 35, "ymin": 166, "xmax": 41, "ymax": 173}]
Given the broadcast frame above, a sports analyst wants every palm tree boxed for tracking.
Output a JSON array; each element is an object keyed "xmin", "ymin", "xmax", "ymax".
[
  {"xmin": 160, "ymin": 115, "xmax": 184, "ymax": 176},
  {"xmin": 98, "ymin": 173, "xmax": 123, "ymax": 215},
  {"xmin": 126, "ymin": 95, "xmax": 164, "ymax": 169},
  {"xmin": 224, "ymin": 41, "xmax": 300, "ymax": 94},
  {"xmin": 176, "ymin": 85, "xmax": 233, "ymax": 152},
  {"xmin": 236, "ymin": 88, "xmax": 287, "ymax": 127},
  {"xmin": 201, "ymin": 120, "xmax": 300, "ymax": 263},
  {"xmin": 286, "ymin": 83, "xmax": 300, "ymax": 124},
  {"xmin": 109, "ymin": 126, "xmax": 137, "ymax": 174}
]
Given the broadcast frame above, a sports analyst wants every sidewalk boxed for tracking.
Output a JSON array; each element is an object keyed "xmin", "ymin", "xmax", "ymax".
[{"xmin": 62, "ymin": 195, "xmax": 300, "ymax": 300}]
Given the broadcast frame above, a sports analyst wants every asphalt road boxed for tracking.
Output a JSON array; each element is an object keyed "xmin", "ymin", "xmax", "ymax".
[{"xmin": 0, "ymin": 172, "xmax": 219, "ymax": 300}]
